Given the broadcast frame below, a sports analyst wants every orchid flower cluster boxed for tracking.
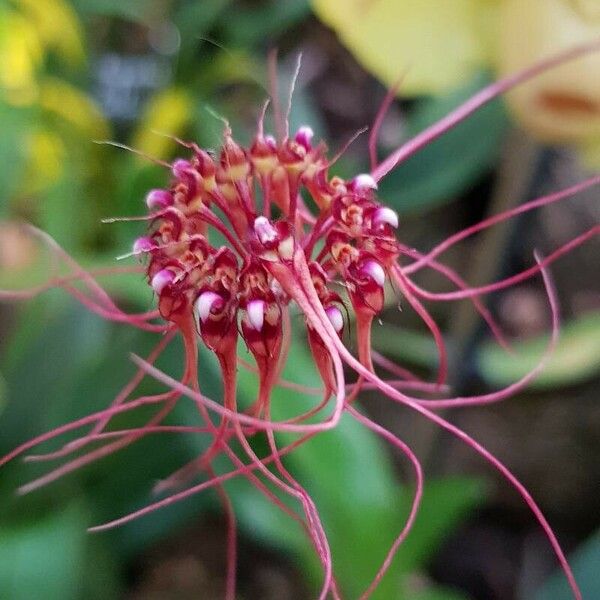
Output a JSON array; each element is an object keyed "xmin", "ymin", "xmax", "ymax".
[{"xmin": 2, "ymin": 43, "xmax": 599, "ymax": 600}]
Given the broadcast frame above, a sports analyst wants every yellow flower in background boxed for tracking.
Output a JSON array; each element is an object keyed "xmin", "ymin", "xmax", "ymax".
[
  {"xmin": 0, "ymin": 8, "xmax": 42, "ymax": 104},
  {"xmin": 132, "ymin": 88, "xmax": 193, "ymax": 160},
  {"xmin": 312, "ymin": 0, "xmax": 500, "ymax": 96},
  {"xmin": 499, "ymin": 0, "xmax": 600, "ymax": 147},
  {"xmin": 0, "ymin": 0, "xmax": 84, "ymax": 105},
  {"xmin": 15, "ymin": 0, "xmax": 85, "ymax": 67},
  {"xmin": 0, "ymin": 0, "xmax": 109, "ymax": 198},
  {"xmin": 25, "ymin": 130, "xmax": 66, "ymax": 192},
  {"xmin": 39, "ymin": 78, "xmax": 110, "ymax": 140},
  {"xmin": 312, "ymin": 0, "xmax": 600, "ymax": 163}
]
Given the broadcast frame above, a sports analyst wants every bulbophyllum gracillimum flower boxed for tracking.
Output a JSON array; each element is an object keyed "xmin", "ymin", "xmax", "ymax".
[{"xmin": 2, "ymin": 41, "xmax": 600, "ymax": 600}]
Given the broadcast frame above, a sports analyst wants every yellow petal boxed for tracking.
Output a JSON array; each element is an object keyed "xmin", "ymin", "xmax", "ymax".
[
  {"xmin": 16, "ymin": 0, "xmax": 85, "ymax": 67},
  {"xmin": 131, "ymin": 88, "xmax": 193, "ymax": 160},
  {"xmin": 26, "ymin": 129, "xmax": 65, "ymax": 191},
  {"xmin": 498, "ymin": 0, "xmax": 600, "ymax": 144},
  {"xmin": 38, "ymin": 78, "xmax": 110, "ymax": 139},
  {"xmin": 311, "ymin": 0, "xmax": 500, "ymax": 95},
  {"xmin": 578, "ymin": 137, "xmax": 600, "ymax": 170},
  {"xmin": 0, "ymin": 10, "xmax": 42, "ymax": 104}
]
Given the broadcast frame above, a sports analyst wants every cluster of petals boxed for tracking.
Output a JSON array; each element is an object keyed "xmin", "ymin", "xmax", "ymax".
[
  {"xmin": 134, "ymin": 122, "xmax": 400, "ymax": 406},
  {"xmin": 2, "ymin": 41, "xmax": 600, "ymax": 600}
]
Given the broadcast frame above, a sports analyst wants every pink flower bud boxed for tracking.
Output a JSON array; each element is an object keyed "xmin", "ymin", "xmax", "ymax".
[
  {"xmin": 264, "ymin": 134, "xmax": 277, "ymax": 149},
  {"xmin": 254, "ymin": 216, "xmax": 279, "ymax": 247},
  {"xmin": 172, "ymin": 159, "xmax": 193, "ymax": 180},
  {"xmin": 373, "ymin": 206, "xmax": 399, "ymax": 229},
  {"xmin": 195, "ymin": 291, "xmax": 225, "ymax": 323},
  {"xmin": 145, "ymin": 189, "xmax": 174, "ymax": 210},
  {"xmin": 247, "ymin": 299, "xmax": 266, "ymax": 331},
  {"xmin": 294, "ymin": 125, "xmax": 314, "ymax": 150},
  {"xmin": 362, "ymin": 260, "xmax": 386, "ymax": 287},
  {"xmin": 350, "ymin": 173, "xmax": 378, "ymax": 191},
  {"xmin": 132, "ymin": 237, "xmax": 155, "ymax": 255},
  {"xmin": 325, "ymin": 306, "xmax": 344, "ymax": 333},
  {"xmin": 151, "ymin": 269, "xmax": 175, "ymax": 295}
]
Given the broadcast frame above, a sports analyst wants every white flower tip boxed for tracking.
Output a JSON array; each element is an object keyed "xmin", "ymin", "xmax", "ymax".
[
  {"xmin": 325, "ymin": 306, "xmax": 344, "ymax": 333},
  {"xmin": 254, "ymin": 216, "xmax": 278, "ymax": 245},
  {"xmin": 363, "ymin": 261, "xmax": 386, "ymax": 287},
  {"xmin": 172, "ymin": 159, "xmax": 192, "ymax": 179},
  {"xmin": 151, "ymin": 269, "xmax": 175, "ymax": 295},
  {"xmin": 247, "ymin": 299, "xmax": 266, "ymax": 331},
  {"xmin": 294, "ymin": 125, "xmax": 314, "ymax": 148},
  {"xmin": 373, "ymin": 206, "xmax": 398, "ymax": 229},
  {"xmin": 352, "ymin": 173, "xmax": 378, "ymax": 191},
  {"xmin": 195, "ymin": 291, "xmax": 223, "ymax": 323},
  {"xmin": 145, "ymin": 189, "xmax": 173, "ymax": 210},
  {"xmin": 133, "ymin": 237, "xmax": 154, "ymax": 255}
]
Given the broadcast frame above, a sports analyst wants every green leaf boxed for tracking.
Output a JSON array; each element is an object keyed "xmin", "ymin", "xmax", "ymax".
[
  {"xmin": 0, "ymin": 101, "xmax": 32, "ymax": 206},
  {"xmin": 0, "ymin": 504, "xmax": 88, "ymax": 600},
  {"xmin": 395, "ymin": 478, "xmax": 486, "ymax": 573},
  {"xmin": 378, "ymin": 72, "xmax": 508, "ymax": 214},
  {"xmin": 70, "ymin": 0, "xmax": 161, "ymax": 23},
  {"xmin": 408, "ymin": 586, "xmax": 471, "ymax": 600},
  {"xmin": 0, "ymin": 298, "xmax": 111, "ymax": 454},
  {"xmin": 477, "ymin": 312, "xmax": 600, "ymax": 390},
  {"xmin": 223, "ymin": 0, "xmax": 311, "ymax": 46},
  {"xmin": 0, "ymin": 373, "xmax": 6, "ymax": 417},
  {"xmin": 535, "ymin": 529, "xmax": 600, "ymax": 600},
  {"xmin": 371, "ymin": 324, "xmax": 442, "ymax": 369}
]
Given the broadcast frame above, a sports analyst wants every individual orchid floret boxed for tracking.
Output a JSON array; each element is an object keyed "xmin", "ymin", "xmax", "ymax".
[
  {"xmin": 361, "ymin": 259, "xmax": 386, "ymax": 287},
  {"xmin": 294, "ymin": 125, "xmax": 314, "ymax": 150},
  {"xmin": 195, "ymin": 290, "xmax": 226, "ymax": 324},
  {"xmin": 145, "ymin": 188, "xmax": 174, "ymax": 210},
  {"xmin": 253, "ymin": 216, "xmax": 279, "ymax": 247},
  {"xmin": 171, "ymin": 158, "xmax": 195, "ymax": 180},
  {"xmin": 246, "ymin": 298, "xmax": 266, "ymax": 331},
  {"xmin": 132, "ymin": 236, "xmax": 156, "ymax": 256},
  {"xmin": 372, "ymin": 205, "xmax": 399, "ymax": 229},
  {"xmin": 325, "ymin": 305, "xmax": 344, "ymax": 334},
  {"xmin": 150, "ymin": 268, "xmax": 175, "ymax": 295},
  {"xmin": 350, "ymin": 172, "xmax": 378, "ymax": 192}
]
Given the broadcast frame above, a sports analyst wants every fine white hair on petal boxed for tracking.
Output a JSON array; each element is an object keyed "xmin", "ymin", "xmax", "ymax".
[
  {"xmin": 247, "ymin": 299, "xmax": 266, "ymax": 331},
  {"xmin": 195, "ymin": 291, "xmax": 223, "ymax": 323}
]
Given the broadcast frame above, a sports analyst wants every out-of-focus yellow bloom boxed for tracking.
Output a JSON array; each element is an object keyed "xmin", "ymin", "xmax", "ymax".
[
  {"xmin": 132, "ymin": 88, "xmax": 193, "ymax": 160},
  {"xmin": 26, "ymin": 130, "xmax": 66, "ymax": 192},
  {"xmin": 499, "ymin": 0, "xmax": 600, "ymax": 152},
  {"xmin": 15, "ymin": 0, "xmax": 85, "ymax": 67},
  {"xmin": 312, "ymin": 0, "xmax": 600, "ymax": 164},
  {"xmin": 311, "ymin": 0, "xmax": 500, "ymax": 96},
  {"xmin": 39, "ymin": 78, "xmax": 110, "ymax": 140},
  {"xmin": 0, "ymin": 9, "xmax": 42, "ymax": 104}
]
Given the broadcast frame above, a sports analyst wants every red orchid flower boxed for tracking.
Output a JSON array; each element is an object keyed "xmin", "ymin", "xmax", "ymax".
[{"xmin": 2, "ymin": 40, "xmax": 600, "ymax": 600}]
